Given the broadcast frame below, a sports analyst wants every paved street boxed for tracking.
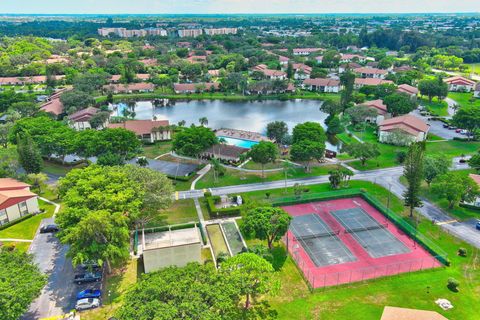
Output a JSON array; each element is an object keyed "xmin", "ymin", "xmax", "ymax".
[{"xmin": 23, "ymin": 218, "xmax": 77, "ymax": 320}]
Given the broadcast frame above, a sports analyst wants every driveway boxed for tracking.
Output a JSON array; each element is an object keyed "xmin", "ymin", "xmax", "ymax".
[
  {"xmin": 23, "ymin": 218, "xmax": 77, "ymax": 319},
  {"xmin": 411, "ymin": 110, "xmax": 462, "ymax": 140}
]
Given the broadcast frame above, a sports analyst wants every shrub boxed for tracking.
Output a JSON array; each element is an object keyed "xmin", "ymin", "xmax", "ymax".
[
  {"xmin": 458, "ymin": 247, "xmax": 467, "ymax": 257},
  {"xmin": 447, "ymin": 277, "xmax": 459, "ymax": 291},
  {"xmin": 265, "ymin": 192, "xmax": 271, "ymax": 199},
  {"xmin": 395, "ymin": 150, "xmax": 407, "ymax": 164},
  {"xmin": 204, "ymin": 191, "xmax": 212, "ymax": 197}
]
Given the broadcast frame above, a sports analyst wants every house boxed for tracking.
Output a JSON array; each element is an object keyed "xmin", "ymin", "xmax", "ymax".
[
  {"xmin": 39, "ymin": 88, "xmax": 71, "ymax": 116},
  {"xmin": 303, "ymin": 78, "xmax": 341, "ymax": 93},
  {"xmin": 247, "ymin": 81, "xmax": 294, "ymax": 95},
  {"xmin": 360, "ymin": 99, "xmax": 388, "ymax": 124},
  {"xmin": 68, "ymin": 107, "xmax": 109, "ymax": 131},
  {"xmin": 137, "ymin": 226, "xmax": 202, "ymax": 273},
  {"xmin": 380, "ymin": 306, "xmax": 447, "ymax": 320},
  {"xmin": 444, "ymin": 76, "xmax": 476, "ymax": 92},
  {"xmin": 393, "ymin": 65, "xmax": 413, "ymax": 73},
  {"xmin": 292, "ymin": 63, "xmax": 312, "ymax": 80},
  {"xmin": 108, "ymin": 120, "xmax": 171, "ymax": 143},
  {"xmin": 340, "ymin": 53, "xmax": 367, "ymax": 63},
  {"xmin": 0, "ymin": 75, "xmax": 65, "ymax": 86},
  {"xmin": 396, "ymin": 84, "xmax": 419, "ymax": 99},
  {"xmin": 338, "ymin": 62, "xmax": 361, "ymax": 73},
  {"xmin": 103, "ymin": 83, "xmax": 155, "ymax": 94},
  {"xmin": 139, "ymin": 59, "xmax": 158, "ymax": 66},
  {"xmin": 173, "ymin": 82, "xmax": 219, "ymax": 94},
  {"xmin": 202, "ymin": 144, "xmax": 249, "ymax": 163},
  {"xmin": 468, "ymin": 174, "xmax": 480, "ymax": 207},
  {"xmin": 293, "ymin": 48, "xmax": 324, "ymax": 56},
  {"xmin": 354, "ymin": 78, "xmax": 394, "ymax": 89},
  {"xmin": 208, "ymin": 70, "xmax": 221, "ymax": 77},
  {"xmin": 475, "ymin": 83, "xmax": 480, "ymax": 98},
  {"xmin": 379, "ymin": 115, "xmax": 430, "ymax": 144},
  {"xmin": 354, "ymin": 67, "xmax": 388, "ymax": 79},
  {"xmin": 278, "ymin": 55, "xmax": 289, "ymax": 66},
  {"xmin": 252, "ymin": 65, "xmax": 287, "ymax": 80},
  {"xmin": 0, "ymin": 178, "xmax": 40, "ymax": 226}
]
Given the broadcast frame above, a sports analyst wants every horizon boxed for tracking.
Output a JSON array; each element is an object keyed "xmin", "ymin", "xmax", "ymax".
[{"xmin": 1, "ymin": 0, "xmax": 479, "ymax": 15}]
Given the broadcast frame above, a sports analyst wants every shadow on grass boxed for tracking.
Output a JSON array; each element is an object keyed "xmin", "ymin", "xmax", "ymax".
[{"xmin": 271, "ymin": 245, "xmax": 288, "ymax": 271}]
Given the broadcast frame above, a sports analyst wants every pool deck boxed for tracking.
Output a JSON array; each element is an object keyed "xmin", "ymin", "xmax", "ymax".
[{"xmin": 215, "ymin": 128, "xmax": 271, "ymax": 143}]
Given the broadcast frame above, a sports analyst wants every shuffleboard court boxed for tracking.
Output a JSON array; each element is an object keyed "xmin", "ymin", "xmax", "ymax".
[
  {"xmin": 290, "ymin": 214, "xmax": 356, "ymax": 267},
  {"xmin": 331, "ymin": 207, "xmax": 410, "ymax": 258}
]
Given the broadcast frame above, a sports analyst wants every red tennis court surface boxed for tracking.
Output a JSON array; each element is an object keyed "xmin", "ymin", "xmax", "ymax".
[{"xmin": 283, "ymin": 197, "xmax": 442, "ymax": 288}]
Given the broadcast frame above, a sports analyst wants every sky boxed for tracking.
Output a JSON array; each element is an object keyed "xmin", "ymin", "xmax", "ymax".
[{"xmin": 0, "ymin": 0, "xmax": 479, "ymax": 14}]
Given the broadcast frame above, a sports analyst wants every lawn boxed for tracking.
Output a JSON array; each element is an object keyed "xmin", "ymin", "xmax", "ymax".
[
  {"xmin": 42, "ymin": 161, "xmax": 86, "ymax": 176},
  {"xmin": 146, "ymin": 199, "xmax": 198, "ymax": 227},
  {"xmin": 206, "ymin": 224, "xmax": 229, "ymax": 258},
  {"xmin": 0, "ymin": 241, "xmax": 31, "ymax": 252},
  {"xmin": 448, "ymin": 92, "xmax": 480, "ymax": 110},
  {"xmin": 419, "ymin": 97, "xmax": 449, "ymax": 117},
  {"xmin": 242, "ymin": 160, "xmax": 285, "ymax": 170},
  {"xmin": 239, "ymin": 181, "xmax": 480, "ymax": 320},
  {"xmin": 0, "ymin": 199, "xmax": 56, "ymax": 240},
  {"xmin": 466, "ymin": 63, "xmax": 480, "ymax": 75},
  {"xmin": 141, "ymin": 141, "xmax": 172, "ymax": 159},
  {"xmin": 196, "ymin": 164, "xmax": 342, "ymax": 189}
]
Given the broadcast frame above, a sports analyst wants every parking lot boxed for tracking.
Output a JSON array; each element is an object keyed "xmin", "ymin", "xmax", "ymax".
[
  {"xmin": 411, "ymin": 110, "xmax": 463, "ymax": 140},
  {"xmin": 23, "ymin": 218, "xmax": 102, "ymax": 319}
]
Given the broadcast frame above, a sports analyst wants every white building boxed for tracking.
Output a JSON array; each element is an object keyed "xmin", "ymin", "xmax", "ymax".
[
  {"xmin": 0, "ymin": 179, "xmax": 40, "ymax": 226},
  {"xmin": 444, "ymin": 76, "xmax": 476, "ymax": 92},
  {"xmin": 204, "ymin": 28, "xmax": 238, "ymax": 35},
  {"xmin": 178, "ymin": 29, "xmax": 203, "ymax": 38},
  {"xmin": 468, "ymin": 174, "xmax": 480, "ymax": 207},
  {"xmin": 379, "ymin": 115, "xmax": 430, "ymax": 145},
  {"xmin": 474, "ymin": 83, "xmax": 480, "ymax": 98},
  {"xmin": 303, "ymin": 78, "xmax": 341, "ymax": 93}
]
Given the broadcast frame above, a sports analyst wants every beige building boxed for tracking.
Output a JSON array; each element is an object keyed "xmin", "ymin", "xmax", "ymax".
[
  {"xmin": 379, "ymin": 115, "xmax": 430, "ymax": 145},
  {"xmin": 204, "ymin": 28, "xmax": 238, "ymax": 35},
  {"xmin": 0, "ymin": 179, "xmax": 40, "ymax": 226},
  {"xmin": 138, "ymin": 226, "xmax": 202, "ymax": 273},
  {"xmin": 178, "ymin": 29, "xmax": 203, "ymax": 38},
  {"xmin": 108, "ymin": 120, "xmax": 171, "ymax": 143}
]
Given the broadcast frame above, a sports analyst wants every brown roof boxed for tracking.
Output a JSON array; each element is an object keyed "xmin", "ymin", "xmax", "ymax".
[
  {"xmin": 108, "ymin": 120, "xmax": 170, "ymax": 135},
  {"xmin": 136, "ymin": 74, "xmax": 150, "ymax": 81},
  {"xmin": 0, "ymin": 189, "xmax": 37, "ymax": 210},
  {"xmin": 103, "ymin": 83, "xmax": 155, "ymax": 92},
  {"xmin": 355, "ymin": 78, "xmax": 393, "ymax": 86},
  {"xmin": 361, "ymin": 99, "xmax": 387, "ymax": 114},
  {"xmin": 293, "ymin": 48, "xmax": 324, "ymax": 54},
  {"xmin": 380, "ymin": 115, "xmax": 429, "ymax": 135},
  {"xmin": 292, "ymin": 63, "xmax": 312, "ymax": 74},
  {"xmin": 262, "ymin": 69, "xmax": 286, "ymax": 77},
  {"xmin": 0, "ymin": 178, "xmax": 30, "ymax": 191},
  {"xmin": 380, "ymin": 306, "xmax": 448, "ymax": 320},
  {"xmin": 469, "ymin": 174, "xmax": 480, "ymax": 186},
  {"xmin": 340, "ymin": 53, "xmax": 366, "ymax": 60},
  {"xmin": 354, "ymin": 67, "xmax": 388, "ymax": 75},
  {"xmin": 303, "ymin": 78, "xmax": 340, "ymax": 87},
  {"xmin": 173, "ymin": 82, "xmax": 219, "ymax": 92},
  {"xmin": 0, "ymin": 75, "xmax": 64, "ymax": 85},
  {"xmin": 68, "ymin": 107, "xmax": 99, "ymax": 122},
  {"xmin": 203, "ymin": 144, "xmax": 249, "ymax": 159},
  {"xmin": 139, "ymin": 59, "xmax": 158, "ymax": 66},
  {"xmin": 40, "ymin": 98, "xmax": 64, "ymax": 116},
  {"xmin": 444, "ymin": 76, "xmax": 476, "ymax": 86},
  {"xmin": 397, "ymin": 84, "xmax": 419, "ymax": 95}
]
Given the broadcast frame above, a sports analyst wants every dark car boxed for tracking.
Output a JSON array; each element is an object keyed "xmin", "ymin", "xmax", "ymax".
[
  {"xmin": 77, "ymin": 289, "xmax": 102, "ymax": 300},
  {"xmin": 40, "ymin": 224, "xmax": 59, "ymax": 233},
  {"xmin": 443, "ymin": 123, "xmax": 450, "ymax": 128},
  {"xmin": 74, "ymin": 272, "xmax": 102, "ymax": 285},
  {"xmin": 77, "ymin": 262, "xmax": 102, "ymax": 272},
  {"xmin": 476, "ymin": 221, "xmax": 480, "ymax": 231}
]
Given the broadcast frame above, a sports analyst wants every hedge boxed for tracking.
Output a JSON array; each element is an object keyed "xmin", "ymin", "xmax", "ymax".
[
  {"xmin": 459, "ymin": 203, "xmax": 480, "ymax": 211},
  {"xmin": 0, "ymin": 213, "xmax": 35, "ymax": 231},
  {"xmin": 272, "ymin": 189, "xmax": 450, "ymax": 266},
  {"xmin": 205, "ymin": 195, "xmax": 246, "ymax": 218}
]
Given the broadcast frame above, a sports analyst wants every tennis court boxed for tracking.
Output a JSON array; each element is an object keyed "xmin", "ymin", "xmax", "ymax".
[
  {"xmin": 282, "ymin": 196, "xmax": 443, "ymax": 288},
  {"xmin": 330, "ymin": 207, "xmax": 410, "ymax": 258},
  {"xmin": 290, "ymin": 214, "xmax": 356, "ymax": 267}
]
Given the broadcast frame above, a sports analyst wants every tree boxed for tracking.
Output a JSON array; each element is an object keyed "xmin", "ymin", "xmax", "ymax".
[
  {"xmin": 383, "ymin": 93, "xmax": 417, "ymax": 116},
  {"xmin": 136, "ymin": 157, "xmax": 149, "ymax": 167},
  {"xmin": 340, "ymin": 71, "xmax": 355, "ymax": 107},
  {"xmin": 423, "ymin": 156, "xmax": 450, "ymax": 186},
  {"xmin": 418, "ymin": 78, "xmax": 448, "ymax": 102},
  {"xmin": 432, "ymin": 173, "xmax": 479, "ymax": 209},
  {"xmin": 342, "ymin": 142, "xmax": 380, "ymax": 166},
  {"xmin": 286, "ymin": 62, "xmax": 294, "ymax": 79},
  {"xmin": 249, "ymin": 141, "xmax": 278, "ymax": 178},
  {"xmin": 17, "ymin": 132, "xmax": 42, "ymax": 174},
  {"xmin": 198, "ymin": 117, "xmax": 208, "ymax": 126},
  {"xmin": 242, "ymin": 207, "xmax": 292, "ymax": 249},
  {"xmin": 89, "ymin": 111, "xmax": 111, "ymax": 129},
  {"xmin": 0, "ymin": 247, "xmax": 46, "ymax": 320},
  {"xmin": 0, "ymin": 122, "xmax": 12, "ymax": 148},
  {"xmin": 320, "ymin": 99, "xmax": 342, "ymax": 117},
  {"xmin": 452, "ymin": 106, "xmax": 480, "ymax": 139},
  {"xmin": 220, "ymin": 253, "xmax": 278, "ymax": 309},
  {"xmin": 326, "ymin": 115, "xmax": 344, "ymax": 135},
  {"xmin": 172, "ymin": 125, "xmax": 217, "ymax": 157},
  {"xmin": 210, "ymin": 158, "xmax": 225, "ymax": 183},
  {"xmin": 344, "ymin": 105, "xmax": 378, "ymax": 125},
  {"xmin": 329, "ymin": 168, "xmax": 354, "ymax": 189},
  {"xmin": 10, "ymin": 101, "xmax": 38, "ymax": 118},
  {"xmin": 60, "ymin": 90, "xmax": 95, "ymax": 115},
  {"xmin": 290, "ymin": 139, "xmax": 325, "ymax": 172},
  {"xmin": 27, "ymin": 173, "xmax": 48, "ymax": 194},
  {"xmin": 403, "ymin": 142, "xmax": 425, "ymax": 217},
  {"xmin": 468, "ymin": 154, "xmax": 480, "ymax": 172},
  {"xmin": 117, "ymin": 263, "xmax": 242, "ymax": 319},
  {"xmin": 266, "ymin": 121, "xmax": 288, "ymax": 144},
  {"xmin": 292, "ymin": 122, "xmax": 326, "ymax": 144}
]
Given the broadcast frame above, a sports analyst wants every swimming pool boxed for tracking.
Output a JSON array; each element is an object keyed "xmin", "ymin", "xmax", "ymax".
[{"xmin": 217, "ymin": 136, "xmax": 259, "ymax": 149}]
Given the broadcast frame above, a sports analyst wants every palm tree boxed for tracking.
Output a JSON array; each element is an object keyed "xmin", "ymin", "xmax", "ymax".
[
  {"xmin": 210, "ymin": 158, "xmax": 222, "ymax": 183},
  {"xmin": 178, "ymin": 120, "xmax": 186, "ymax": 127},
  {"xmin": 199, "ymin": 117, "xmax": 208, "ymax": 127}
]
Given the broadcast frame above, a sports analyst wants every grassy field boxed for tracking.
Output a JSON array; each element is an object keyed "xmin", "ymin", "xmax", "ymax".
[
  {"xmin": 206, "ymin": 224, "xmax": 229, "ymax": 258},
  {"xmin": 141, "ymin": 141, "xmax": 173, "ymax": 159},
  {"xmin": 466, "ymin": 63, "xmax": 480, "ymax": 75},
  {"xmin": 0, "ymin": 200, "xmax": 56, "ymax": 240},
  {"xmin": 242, "ymin": 160, "xmax": 285, "ymax": 170},
  {"xmin": 448, "ymin": 92, "xmax": 480, "ymax": 110},
  {"xmin": 146, "ymin": 199, "xmax": 198, "ymax": 227},
  {"xmin": 419, "ymin": 97, "xmax": 449, "ymax": 117},
  {"xmin": 196, "ymin": 164, "xmax": 341, "ymax": 189},
  {"xmin": 0, "ymin": 241, "xmax": 31, "ymax": 252},
  {"xmin": 238, "ymin": 181, "xmax": 480, "ymax": 320}
]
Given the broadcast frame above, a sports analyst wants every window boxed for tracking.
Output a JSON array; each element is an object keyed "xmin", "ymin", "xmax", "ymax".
[
  {"xmin": 0, "ymin": 209, "xmax": 8, "ymax": 225},
  {"xmin": 19, "ymin": 201, "xmax": 28, "ymax": 216}
]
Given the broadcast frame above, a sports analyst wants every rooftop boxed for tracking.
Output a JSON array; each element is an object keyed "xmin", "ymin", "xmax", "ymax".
[
  {"xmin": 380, "ymin": 306, "xmax": 448, "ymax": 320},
  {"xmin": 141, "ymin": 227, "xmax": 201, "ymax": 251},
  {"xmin": 0, "ymin": 178, "xmax": 30, "ymax": 191},
  {"xmin": 380, "ymin": 114, "xmax": 430, "ymax": 135},
  {"xmin": 108, "ymin": 119, "xmax": 170, "ymax": 135}
]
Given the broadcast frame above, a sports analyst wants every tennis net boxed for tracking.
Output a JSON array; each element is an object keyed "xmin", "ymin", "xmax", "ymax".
[
  {"xmin": 295, "ymin": 229, "xmax": 340, "ymax": 241},
  {"xmin": 344, "ymin": 222, "xmax": 388, "ymax": 234}
]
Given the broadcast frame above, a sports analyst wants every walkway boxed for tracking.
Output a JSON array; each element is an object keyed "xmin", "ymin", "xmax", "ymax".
[{"xmin": 0, "ymin": 238, "xmax": 33, "ymax": 242}]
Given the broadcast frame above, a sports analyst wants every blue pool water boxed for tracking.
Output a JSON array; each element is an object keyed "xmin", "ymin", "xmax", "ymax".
[{"xmin": 218, "ymin": 136, "xmax": 259, "ymax": 149}]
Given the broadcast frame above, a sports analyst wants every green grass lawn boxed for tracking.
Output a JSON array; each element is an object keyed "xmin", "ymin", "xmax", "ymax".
[
  {"xmin": 196, "ymin": 164, "xmax": 342, "ymax": 189},
  {"xmin": 400, "ymin": 170, "xmax": 479, "ymax": 221},
  {"xmin": 419, "ymin": 97, "xmax": 449, "ymax": 117},
  {"xmin": 42, "ymin": 161, "xmax": 86, "ymax": 176},
  {"xmin": 206, "ymin": 224, "xmax": 229, "ymax": 258},
  {"xmin": 0, "ymin": 241, "xmax": 31, "ymax": 252},
  {"xmin": 242, "ymin": 160, "xmax": 284, "ymax": 170},
  {"xmin": 146, "ymin": 199, "xmax": 198, "ymax": 227},
  {"xmin": 466, "ymin": 63, "xmax": 480, "ymax": 75},
  {"xmin": 448, "ymin": 92, "xmax": 480, "ymax": 110},
  {"xmin": 0, "ymin": 199, "xmax": 55, "ymax": 240},
  {"xmin": 240, "ymin": 181, "xmax": 480, "ymax": 320},
  {"xmin": 141, "ymin": 141, "xmax": 172, "ymax": 159}
]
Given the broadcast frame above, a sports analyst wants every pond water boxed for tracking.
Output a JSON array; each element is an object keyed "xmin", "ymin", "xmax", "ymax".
[{"xmin": 110, "ymin": 99, "xmax": 341, "ymax": 151}]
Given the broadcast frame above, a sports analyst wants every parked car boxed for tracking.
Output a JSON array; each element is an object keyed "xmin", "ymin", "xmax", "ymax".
[
  {"xmin": 455, "ymin": 128, "xmax": 462, "ymax": 133},
  {"xmin": 40, "ymin": 224, "xmax": 59, "ymax": 233},
  {"xmin": 75, "ymin": 298, "xmax": 100, "ymax": 311},
  {"xmin": 77, "ymin": 289, "xmax": 102, "ymax": 300},
  {"xmin": 443, "ymin": 123, "xmax": 450, "ymax": 128},
  {"xmin": 476, "ymin": 220, "xmax": 480, "ymax": 231},
  {"xmin": 74, "ymin": 272, "xmax": 102, "ymax": 285},
  {"xmin": 448, "ymin": 126, "xmax": 457, "ymax": 130},
  {"xmin": 460, "ymin": 130, "xmax": 468, "ymax": 135},
  {"xmin": 77, "ymin": 262, "xmax": 102, "ymax": 272}
]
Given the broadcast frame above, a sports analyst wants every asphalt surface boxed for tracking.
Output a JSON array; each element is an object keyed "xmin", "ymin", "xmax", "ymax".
[
  {"xmin": 24, "ymin": 218, "xmax": 101, "ymax": 319},
  {"xmin": 411, "ymin": 109, "xmax": 463, "ymax": 140}
]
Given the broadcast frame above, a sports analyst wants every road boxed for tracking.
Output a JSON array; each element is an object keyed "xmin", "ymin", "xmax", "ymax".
[{"xmin": 179, "ymin": 165, "xmax": 480, "ymax": 249}]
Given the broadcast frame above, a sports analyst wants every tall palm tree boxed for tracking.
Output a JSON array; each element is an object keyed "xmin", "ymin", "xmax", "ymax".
[{"xmin": 199, "ymin": 117, "xmax": 208, "ymax": 127}]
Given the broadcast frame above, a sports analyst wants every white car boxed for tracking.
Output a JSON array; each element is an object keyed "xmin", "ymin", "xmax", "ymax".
[{"xmin": 75, "ymin": 298, "xmax": 100, "ymax": 311}]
